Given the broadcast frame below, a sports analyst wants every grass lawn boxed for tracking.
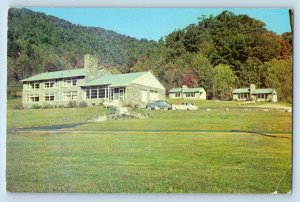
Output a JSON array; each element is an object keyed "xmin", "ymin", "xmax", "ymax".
[
  {"xmin": 74, "ymin": 109, "xmax": 292, "ymax": 134},
  {"xmin": 6, "ymin": 131, "xmax": 291, "ymax": 193},
  {"xmin": 6, "ymin": 98, "xmax": 293, "ymax": 193},
  {"xmin": 167, "ymin": 98, "xmax": 292, "ymax": 108}
]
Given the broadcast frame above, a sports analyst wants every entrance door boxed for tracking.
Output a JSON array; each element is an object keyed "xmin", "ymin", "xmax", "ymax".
[
  {"xmin": 114, "ymin": 88, "xmax": 120, "ymax": 100},
  {"xmin": 141, "ymin": 90, "xmax": 148, "ymax": 103},
  {"xmin": 119, "ymin": 88, "xmax": 125, "ymax": 100}
]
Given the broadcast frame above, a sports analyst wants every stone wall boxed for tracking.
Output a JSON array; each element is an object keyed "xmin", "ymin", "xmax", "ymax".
[
  {"xmin": 84, "ymin": 54, "xmax": 110, "ymax": 81},
  {"xmin": 126, "ymin": 83, "xmax": 165, "ymax": 107}
]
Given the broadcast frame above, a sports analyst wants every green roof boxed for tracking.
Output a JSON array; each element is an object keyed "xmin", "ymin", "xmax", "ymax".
[
  {"xmin": 253, "ymin": 89, "xmax": 276, "ymax": 94},
  {"xmin": 169, "ymin": 87, "xmax": 205, "ymax": 93},
  {"xmin": 233, "ymin": 88, "xmax": 276, "ymax": 94},
  {"xmin": 232, "ymin": 88, "xmax": 249, "ymax": 94},
  {"xmin": 22, "ymin": 69, "xmax": 85, "ymax": 82},
  {"xmin": 81, "ymin": 71, "xmax": 148, "ymax": 87}
]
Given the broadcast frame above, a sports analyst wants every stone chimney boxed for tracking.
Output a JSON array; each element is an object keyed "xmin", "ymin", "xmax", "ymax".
[
  {"xmin": 182, "ymin": 85, "xmax": 188, "ymax": 89},
  {"xmin": 84, "ymin": 54, "xmax": 98, "ymax": 77},
  {"xmin": 84, "ymin": 54, "xmax": 110, "ymax": 80},
  {"xmin": 250, "ymin": 84, "xmax": 256, "ymax": 94}
]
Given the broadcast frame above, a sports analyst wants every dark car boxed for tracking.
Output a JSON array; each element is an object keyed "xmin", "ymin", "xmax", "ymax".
[{"xmin": 146, "ymin": 100, "xmax": 172, "ymax": 110}]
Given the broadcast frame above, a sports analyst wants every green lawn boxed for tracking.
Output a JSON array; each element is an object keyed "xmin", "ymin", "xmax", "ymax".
[
  {"xmin": 7, "ymin": 106, "xmax": 107, "ymax": 128},
  {"xmin": 6, "ymin": 131, "xmax": 291, "ymax": 193},
  {"xmin": 6, "ymin": 98, "xmax": 292, "ymax": 193},
  {"xmin": 74, "ymin": 109, "xmax": 292, "ymax": 134},
  {"xmin": 167, "ymin": 98, "xmax": 292, "ymax": 108}
]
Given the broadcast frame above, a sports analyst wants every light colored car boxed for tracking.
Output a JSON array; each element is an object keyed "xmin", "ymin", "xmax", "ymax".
[{"xmin": 172, "ymin": 102, "xmax": 198, "ymax": 110}]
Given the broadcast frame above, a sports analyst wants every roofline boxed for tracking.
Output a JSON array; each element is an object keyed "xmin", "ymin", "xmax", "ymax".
[{"xmin": 21, "ymin": 68, "xmax": 85, "ymax": 82}]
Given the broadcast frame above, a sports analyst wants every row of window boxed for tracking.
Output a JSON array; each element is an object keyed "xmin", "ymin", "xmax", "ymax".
[
  {"xmin": 26, "ymin": 78, "xmax": 78, "ymax": 90},
  {"xmin": 174, "ymin": 92, "xmax": 199, "ymax": 98},
  {"xmin": 238, "ymin": 93, "xmax": 249, "ymax": 99},
  {"xmin": 185, "ymin": 92, "xmax": 196, "ymax": 98},
  {"xmin": 85, "ymin": 86, "xmax": 108, "ymax": 99},
  {"xmin": 26, "ymin": 91, "xmax": 78, "ymax": 103},
  {"xmin": 26, "ymin": 87, "xmax": 126, "ymax": 103},
  {"xmin": 257, "ymin": 94, "xmax": 268, "ymax": 99},
  {"xmin": 236, "ymin": 93, "xmax": 269, "ymax": 99},
  {"xmin": 84, "ymin": 87, "xmax": 125, "ymax": 100}
]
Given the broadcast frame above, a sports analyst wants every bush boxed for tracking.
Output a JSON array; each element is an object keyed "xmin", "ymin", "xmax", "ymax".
[
  {"xmin": 57, "ymin": 105, "xmax": 65, "ymax": 108},
  {"xmin": 42, "ymin": 104, "xmax": 54, "ymax": 109},
  {"xmin": 12, "ymin": 104, "xmax": 24, "ymax": 110},
  {"xmin": 79, "ymin": 101, "xmax": 88, "ymax": 108},
  {"xmin": 124, "ymin": 102, "xmax": 139, "ymax": 109},
  {"xmin": 67, "ymin": 101, "xmax": 77, "ymax": 108},
  {"xmin": 31, "ymin": 104, "xmax": 41, "ymax": 109}
]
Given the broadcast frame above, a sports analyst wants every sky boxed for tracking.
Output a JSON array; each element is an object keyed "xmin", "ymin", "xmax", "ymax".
[{"xmin": 30, "ymin": 8, "xmax": 291, "ymax": 41}]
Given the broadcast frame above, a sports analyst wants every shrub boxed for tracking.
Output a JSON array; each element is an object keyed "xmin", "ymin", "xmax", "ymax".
[
  {"xmin": 67, "ymin": 101, "xmax": 77, "ymax": 108},
  {"xmin": 79, "ymin": 101, "xmax": 88, "ymax": 108},
  {"xmin": 31, "ymin": 104, "xmax": 41, "ymax": 109},
  {"xmin": 12, "ymin": 104, "xmax": 24, "ymax": 110},
  {"xmin": 42, "ymin": 104, "xmax": 54, "ymax": 109},
  {"xmin": 124, "ymin": 102, "xmax": 139, "ymax": 109}
]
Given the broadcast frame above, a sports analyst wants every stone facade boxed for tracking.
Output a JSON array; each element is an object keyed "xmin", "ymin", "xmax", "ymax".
[
  {"xmin": 84, "ymin": 54, "xmax": 110, "ymax": 81},
  {"xmin": 22, "ymin": 76, "xmax": 85, "ymax": 108},
  {"xmin": 126, "ymin": 83, "xmax": 165, "ymax": 107}
]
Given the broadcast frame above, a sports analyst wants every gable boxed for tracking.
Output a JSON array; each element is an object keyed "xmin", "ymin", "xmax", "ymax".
[{"xmin": 131, "ymin": 72, "xmax": 165, "ymax": 90}]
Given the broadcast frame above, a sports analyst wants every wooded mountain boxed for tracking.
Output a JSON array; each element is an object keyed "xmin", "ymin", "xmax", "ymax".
[
  {"xmin": 7, "ymin": 8, "xmax": 157, "ymax": 96},
  {"xmin": 7, "ymin": 9, "xmax": 292, "ymax": 102}
]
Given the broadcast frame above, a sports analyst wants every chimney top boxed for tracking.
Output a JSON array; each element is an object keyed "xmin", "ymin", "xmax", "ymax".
[{"xmin": 182, "ymin": 85, "xmax": 188, "ymax": 89}]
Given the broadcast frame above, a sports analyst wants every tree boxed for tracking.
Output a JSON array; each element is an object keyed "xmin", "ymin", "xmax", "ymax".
[
  {"xmin": 212, "ymin": 64, "xmax": 237, "ymax": 100},
  {"xmin": 261, "ymin": 58, "xmax": 292, "ymax": 103},
  {"xmin": 239, "ymin": 57, "xmax": 263, "ymax": 87},
  {"xmin": 191, "ymin": 54, "xmax": 214, "ymax": 98},
  {"xmin": 179, "ymin": 70, "xmax": 198, "ymax": 88}
]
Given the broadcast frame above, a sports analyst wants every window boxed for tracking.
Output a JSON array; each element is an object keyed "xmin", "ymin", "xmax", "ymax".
[
  {"xmin": 29, "ymin": 82, "xmax": 40, "ymax": 89},
  {"xmin": 150, "ymin": 90, "xmax": 159, "ymax": 101},
  {"xmin": 258, "ymin": 94, "xmax": 267, "ymax": 99},
  {"xmin": 45, "ymin": 93, "xmax": 55, "ymax": 101},
  {"xmin": 45, "ymin": 81, "xmax": 56, "ymax": 88},
  {"xmin": 175, "ymin": 92, "xmax": 181, "ymax": 97},
  {"xmin": 26, "ymin": 94, "xmax": 39, "ymax": 103},
  {"xmin": 186, "ymin": 92, "xmax": 195, "ymax": 98},
  {"xmin": 63, "ymin": 78, "xmax": 77, "ymax": 87},
  {"xmin": 91, "ymin": 87, "xmax": 98, "ymax": 99},
  {"xmin": 85, "ymin": 86, "xmax": 108, "ymax": 99},
  {"xmin": 238, "ymin": 93, "xmax": 249, "ymax": 99},
  {"xmin": 63, "ymin": 91, "xmax": 77, "ymax": 101},
  {"xmin": 98, "ymin": 88, "xmax": 106, "ymax": 98}
]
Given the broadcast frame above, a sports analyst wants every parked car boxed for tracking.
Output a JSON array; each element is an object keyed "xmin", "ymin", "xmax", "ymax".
[
  {"xmin": 172, "ymin": 102, "xmax": 198, "ymax": 110},
  {"xmin": 146, "ymin": 100, "xmax": 172, "ymax": 110}
]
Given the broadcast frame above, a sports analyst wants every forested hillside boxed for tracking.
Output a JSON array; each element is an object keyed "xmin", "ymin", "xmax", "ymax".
[
  {"xmin": 129, "ymin": 11, "xmax": 292, "ymax": 102},
  {"xmin": 7, "ymin": 8, "xmax": 157, "ymax": 96},
  {"xmin": 7, "ymin": 9, "xmax": 292, "ymax": 102}
]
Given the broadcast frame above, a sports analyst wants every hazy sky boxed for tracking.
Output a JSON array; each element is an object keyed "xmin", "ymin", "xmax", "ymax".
[{"xmin": 30, "ymin": 8, "xmax": 291, "ymax": 41}]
